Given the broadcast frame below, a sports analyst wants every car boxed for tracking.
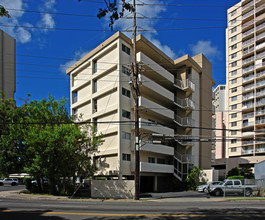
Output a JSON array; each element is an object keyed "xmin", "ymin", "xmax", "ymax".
[
  {"xmin": 0, "ymin": 178, "xmax": 19, "ymax": 186},
  {"xmin": 31, "ymin": 178, "xmax": 48, "ymax": 186},
  {"xmin": 196, "ymin": 181, "xmax": 221, "ymax": 193}
]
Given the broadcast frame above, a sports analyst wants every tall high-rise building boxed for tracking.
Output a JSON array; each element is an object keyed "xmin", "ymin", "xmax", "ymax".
[
  {"xmin": 0, "ymin": 29, "xmax": 16, "ymax": 99},
  {"xmin": 225, "ymin": 0, "xmax": 265, "ymax": 172},
  {"xmin": 67, "ymin": 31, "xmax": 215, "ymax": 191}
]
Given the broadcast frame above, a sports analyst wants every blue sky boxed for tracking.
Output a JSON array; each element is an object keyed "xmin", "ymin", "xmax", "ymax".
[{"xmin": 0, "ymin": 0, "xmax": 240, "ymax": 110}]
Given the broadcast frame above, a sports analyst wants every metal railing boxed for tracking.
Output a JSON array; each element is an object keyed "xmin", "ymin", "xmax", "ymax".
[
  {"xmin": 174, "ymin": 151, "xmax": 194, "ymax": 163},
  {"xmin": 242, "ymin": 9, "xmax": 254, "ymax": 20},
  {"xmin": 174, "ymin": 97, "xmax": 195, "ymax": 109},
  {"xmin": 242, "ymin": 0, "xmax": 254, "ymax": 11},
  {"xmin": 242, "ymin": 56, "xmax": 254, "ymax": 65},
  {"xmin": 243, "ymin": 121, "xmax": 255, "ymax": 127},
  {"xmin": 243, "ymin": 75, "xmax": 254, "ymax": 82},
  {"xmin": 174, "ymin": 115, "xmax": 194, "ymax": 127}
]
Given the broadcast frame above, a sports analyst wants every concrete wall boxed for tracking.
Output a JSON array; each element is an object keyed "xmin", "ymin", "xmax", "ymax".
[
  {"xmin": 255, "ymin": 160, "xmax": 265, "ymax": 180},
  {"xmin": 91, "ymin": 180, "xmax": 135, "ymax": 199}
]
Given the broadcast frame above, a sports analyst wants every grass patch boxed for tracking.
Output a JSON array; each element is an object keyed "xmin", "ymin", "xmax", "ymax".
[{"xmin": 225, "ymin": 197, "xmax": 265, "ymax": 201}]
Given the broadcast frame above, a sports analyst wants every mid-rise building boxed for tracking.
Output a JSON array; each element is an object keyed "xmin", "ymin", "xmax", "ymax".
[
  {"xmin": 224, "ymin": 0, "xmax": 265, "ymax": 174},
  {"xmin": 67, "ymin": 32, "xmax": 215, "ymax": 191}
]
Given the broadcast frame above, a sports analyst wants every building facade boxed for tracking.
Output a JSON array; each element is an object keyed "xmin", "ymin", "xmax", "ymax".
[
  {"xmin": 0, "ymin": 29, "xmax": 16, "ymax": 99},
  {"xmin": 225, "ymin": 0, "xmax": 265, "ymax": 174},
  {"xmin": 67, "ymin": 32, "xmax": 215, "ymax": 191}
]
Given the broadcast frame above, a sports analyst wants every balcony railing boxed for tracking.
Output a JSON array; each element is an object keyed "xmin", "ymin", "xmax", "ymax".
[
  {"xmin": 243, "ymin": 56, "xmax": 254, "ymax": 65},
  {"xmin": 242, "ymin": 20, "xmax": 254, "ymax": 29},
  {"xmin": 257, "ymin": 32, "xmax": 265, "ymax": 42},
  {"xmin": 243, "ymin": 84, "xmax": 254, "ymax": 91},
  {"xmin": 257, "ymin": 79, "xmax": 265, "ymax": 87},
  {"xmin": 243, "ymin": 112, "xmax": 254, "ymax": 119},
  {"xmin": 242, "ymin": 102, "xmax": 254, "ymax": 109},
  {"xmin": 243, "ymin": 65, "xmax": 254, "ymax": 73},
  {"xmin": 242, "ymin": 131, "xmax": 255, "ymax": 136},
  {"xmin": 256, "ymin": 147, "xmax": 265, "ymax": 153},
  {"xmin": 256, "ymin": 4, "xmax": 265, "ymax": 13},
  {"xmin": 243, "ymin": 121, "xmax": 255, "ymax": 127},
  {"xmin": 174, "ymin": 115, "xmax": 194, "ymax": 127},
  {"xmin": 174, "ymin": 151, "xmax": 193, "ymax": 163},
  {"xmin": 256, "ymin": 42, "xmax": 265, "ymax": 50},
  {"xmin": 242, "ymin": 148, "xmax": 254, "ymax": 154},
  {"xmin": 174, "ymin": 79, "xmax": 195, "ymax": 92},
  {"xmin": 242, "ymin": 38, "xmax": 255, "ymax": 47},
  {"xmin": 242, "ymin": 9, "xmax": 254, "ymax": 20},
  {"xmin": 242, "ymin": 140, "xmax": 254, "ymax": 146},
  {"xmin": 174, "ymin": 97, "xmax": 195, "ymax": 109},
  {"xmin": 243, "ymin": 45, "xmax": 255, "ymax": 55},
  {"xmin": 257, "ymin": 109, "xmax": 265, "ymax": 115},
  {"xmin": 256, "ymin": 119, "xmax": 265, "ymax": 125},
  {"xmin": 243, "ymin": 28, "xmax": 254, "ymax": 38},
  {"xmin": 257, "ymin": 69, "xmax": 265, "ymax": 78},
  {"xmin": 256, "ymin": 90, "xmax": 265, "ymax": 97},
  {"xmin": 242, "ymin": 0, "xmax": 254, "ymax": 11},
  {"xmin": 256, "ymin": 22, "xmax": 265, "ymax": 31},
  {"xmin": 243, "ymin": 75, "xmax": 254, "ymax": 82},
  {"xmin": 243, "ymin": 93, "xmax": 254, "ymax": 100}
]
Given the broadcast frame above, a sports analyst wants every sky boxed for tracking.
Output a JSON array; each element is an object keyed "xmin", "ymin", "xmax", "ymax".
[{"xmin": 0, "ymin": 0, "xmax": 240, "ymax": 110}]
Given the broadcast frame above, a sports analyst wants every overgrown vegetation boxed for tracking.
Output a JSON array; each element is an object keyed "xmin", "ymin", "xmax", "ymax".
[{"xmin": 227, "ymin": 166, "xmax": 254, "ymax": 179}]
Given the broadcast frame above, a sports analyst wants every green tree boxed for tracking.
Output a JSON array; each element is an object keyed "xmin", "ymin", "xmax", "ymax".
[
  {"xmin": 240, "ymin": 165, "xmax": 254, "ymax": 179},
  {"xmin": 227, "ymin": 167, "xmax": 241, "ymax": 177},
  {"xmin": 0, "ymin": 5, "xmax": 10, "ymax": 18},
  {"xmin": 185, "ymin": 166, "xmax": 203, "ymax": 190}
]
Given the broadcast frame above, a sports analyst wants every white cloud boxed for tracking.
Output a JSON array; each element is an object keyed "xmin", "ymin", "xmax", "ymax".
[
  {"xmin": 111, "ymin": 0, "xmax": 176, "ymax": 59},
  {"xmin": 190, "ymin": 40, "xmax": 220, "ymax": 59},
  {"xmin": 60, "ymin": 50, "xmax": 90, "ymax": 73},
  {"xmin": 0, "ymin": 0, "xmax": 32, "ymax": 43},
  {"xmin": 38, "ymin": 0, "xmax": 56, "ymax": 31}
]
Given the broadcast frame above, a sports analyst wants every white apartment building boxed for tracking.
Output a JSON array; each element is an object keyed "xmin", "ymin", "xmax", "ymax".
[
  {"xmin": 67, "ymin": 32, "xmax": 215, "ymax": 191},
  {"xmin": 224, "ymin": 0, "xmax": 265, "ymax": 174},
  {"xmin": 0, "ymin": 29, "xmax": 16, "ymax": 99}
]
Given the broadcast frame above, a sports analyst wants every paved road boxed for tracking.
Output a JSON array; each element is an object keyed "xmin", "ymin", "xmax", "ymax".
[
  {"xmin": 0, "ymin": 185, "xmax": 25, "ymax": 192},
  {"xmin": 0, "ymin": 192, "xmax": 265, "ymax": 219}
]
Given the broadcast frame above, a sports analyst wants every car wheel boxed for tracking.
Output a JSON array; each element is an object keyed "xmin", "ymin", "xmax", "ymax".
[
  {"xmin": 11, "ymin": 182, "xmax": 16, "ymax": 186},
  {"xmin": 215, "ymin": 189, "xmax": 222, "ymax": 196},
  {"xmin": 203, "ymin": 188, "xmax": 208, "ymax": 193},
  {"xmin": 245, "ymin": 188, "xmax": 252, "ymax": 197}
]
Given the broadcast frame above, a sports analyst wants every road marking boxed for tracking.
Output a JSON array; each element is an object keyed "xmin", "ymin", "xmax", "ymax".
[{"xmin": 1, "ymin": 210, "xmax": 265, "ymax": 217}]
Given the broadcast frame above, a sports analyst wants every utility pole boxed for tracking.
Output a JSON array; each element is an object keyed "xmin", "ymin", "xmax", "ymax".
[{"xmin": 132, "ymin": 0, "xmax": 140, "ymax": 200}]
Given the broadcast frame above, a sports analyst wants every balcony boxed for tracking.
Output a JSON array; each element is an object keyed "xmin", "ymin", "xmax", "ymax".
[
  {"xmin": 242, "ymin": 84, "xmax": 254, "ymax": 92},
  {"xmin": 141, "ymin": 143, "xmax": 174, "ymax": 156},
  {"xmin": 242, "ymin": 65, "xmax": 254, "ymax": 74},
  {"xmin": 174, "ymin": 151, "xmax": 194, "ymax": 163},
  {"xmin": 242, "ymin": 37, "xmax": 255, "ymax": 47},
  {"xmin": 256, "ymin": 50, "xmax": 265, "ymax": 60},
  {"xmin": 174, "ymin": 79, "xmax": 195, "ymax": 93},
  {"xmin": 256, "ymin": 145, "xmax": 265, "ymax": 153},
  {"xmin": 174, "ymin": 115, "xmax": 195, "ymax": 127},
  {"xmin": 257, "ymin": 79, "xmax": 265, "ymax": 87},
  {"xmin": 243, "ymin": 112, "xmax": 254, "ymax": 119},
  {"xmin": 257, "ymin": 69, "xmax": 265, "ymax": 78},
  {"xmin": 242, "ymin": 75, "xmax": 254, "ymax": 83},
  {"xmin": 242, "ymin": 0, "xmax": 254, "ymax": 11},
  {"xmin": 242, "ymin": 148, "xmax": 254, "ymax": 154},
  {"xmin": 243, "ymin": 93, "xmax": 254, "ymax": 100},
  {"xmin": 256, "ymin": 4, "xmax": 265, "ymax": 13},
  {"xmin": 243, "ymin": 121, "xmax": 255, "ymax": 127},
  {"xmin": 256, "ymin": 119, "xmax": 265, "ymax": 125},
  {"xmin": 256, "ymin": 90, "xmax": 265, "ymax": 97},
  {"xmin": 256, "ymin": 42, "xmax": 265, "ymax": 51},
  {"xmin": 243, "ymin": 20, "xmax": 254, "ymax": 30},
  {"xmin": 256, "ymin": 139, "xmax": 265, "ymax": 144},
  {"xmin": 256, "ymin": 22, "xmax": 265, "ymax": 32},
  {"xmin": 137, "ymin": 118, "xmax": 174, "ymax": 136},
  {"xmin": 242, "ymin": 140, "xmax": 254, "ymax": 146},
  {"xmin": 242, "ymin": 9, "xmax": 254, "ymax": 20},
  {"xmin": 174, "ymin": 97, "xmax": 195, "ymax": 109},
  {"xmin": 257, "ymin": 109, "xmax": 265, "ymax": 115},
  {"xmin": 256, "ymin": 61, "xmax": 265, "ymax": 69},
  {"xmin": 257, "ymin": 32, "xmax": 265, "ymax": 42},
  {"xmin": 136, "ymin": 162, "xmax": 174, "ymax": 173},
  {"xmin": 175, "ymin": 135, "xmax": 193, "ymax": 146},
  {"xmin": 242, "ymin": 102, "xmax": 254, "ymax": 109},
  {"xmin": 242, "ymin": 131, "xmax": 255, "ymax": 136},
  {"xmin": 243, "ymin": 28, "xmax": 254, "ymax": 38},
  {"xmin": 138, "ymin": 97, "xmax": 174, "ymax": 119},
  {"xmin": 243, "ymin": 56, "xmax": 254, "ymax": 65},
  {"xmin": 243, "ymin": 45, "xmax": 255, "ymax": 56}
]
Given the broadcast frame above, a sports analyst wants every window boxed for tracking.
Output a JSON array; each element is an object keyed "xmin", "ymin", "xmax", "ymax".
[
  {"xmin": 122, "ymin": 132, "xmax": 131, "ymax": 140},
  {"xmin": 122, "ymin": 109, "xmax": 131, "ymax": 119},
  {"xmin": 232, "ymin": 78, "xmax": 237, "ymax": 84},
  {"xmin": 73, "ymin": 91, "xmax": 78, "ymax": 103},
  {"xmin": 231, "ymin": 147, "xmax": 237, "ymax": 152},
  {"xmin": 93, "ymin": 79, "xmax": 97, "ymax": 93},
  {"xmin": 93, "ymin": 99, "xmax": 97, "ymax": 113},
  {"xmin": 122, "ymin": 44, "xmax": 130, "ymax": 55},
  {"xmin": 231, "ymin": 61, "xmax": 237, "ymax": 67},
  {"xmin": 234, "ymin": 181, "xmax": 241, "ymax": 185},
  {"xmin": 122, "ymin": 88, "xmax": 130, "ymax": 98},
  {"xmin": 231, "ymin": 139, "xmax": 237, "ymax": 144},
  {"xmin": 122, "ymin": 66, "xmax": 130, "ymax": 76},
  {"xmin": 231, "ymin": 44, "xmax": 237, "ymax": 50},
  {"xmin": 231, "ymin": 121, "xmax": 237, "ymax": 127},
  {"xmin": 231, "ymin": 18, "xmax": 237, "ymax": 25},
  {"xmin": 231, "ymin": 35, "xmax": 237, "ymax": 42},
  {"xmin": 232, "ymin": 87, "xmax": 237, "ymax": 93},
  {"xmin": 220, "ymin": 86, "xmax": 225, "ymax": 90},
  {"xmin": 231, "ymin": 9, "xmax": 237, "ymax": 16},
  {"xmin": 231, "ymin": 130, "xmax": 237, "ymax": 135},
  {"xmin": 232, "ymin": 104, "xmax": 237, "ymax": 110},
  {"xmin": 94, "ymin": 118, "xmax": 98, "ymax": 131},
  {"xmin": 231, "ymin": 70, "xmax": 237, "ymax": 76},
  {"xmin": 148, "ymin": 157, "xmax": 155, "ymax": 163},
  {"xmin": 231, "ymin": 52, "xmax": 237, "ymax": 59},
  {"xmin": 122, "ymin": 153, "xmax": 131, "ymax": 161},
  {"xmin": 232, "ymin": 96, "xmax": 237, "ymax": 101},
  {"xmin": 93, "ymin": 60, "xmax": 97, "ymax": 73},
  {"xmin": 231, "ymin": 26, "xmax": 237, "ymax": 33},
  {"xmin": 157, "ymin": 158, "xmax": 165, "ymax": 164},
  {"xmin": 231, "ymin": 113, "xmax": 237, "ymax": 118}
]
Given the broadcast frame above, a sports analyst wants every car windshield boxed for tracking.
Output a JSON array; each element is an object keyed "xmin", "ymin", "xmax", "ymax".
[{"xmin": 219, "ymin": 181, "xmax": 225, "ymax": 185}]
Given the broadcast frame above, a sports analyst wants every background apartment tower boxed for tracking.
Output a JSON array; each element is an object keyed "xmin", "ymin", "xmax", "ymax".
[
  {"xmin": 0, "ymin": 29, "xmax": 16, "ymax": 99},
  {"xmin": 67, "ymin": 32, "xmax": 215, "ymax": 192},
  {"xmin": 226, "ymin": 0, "xmax": 265, "ymax": 173},
  {"xmin": 212, "ymin": 85, "xmax": 226, "ymax": 161}
]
